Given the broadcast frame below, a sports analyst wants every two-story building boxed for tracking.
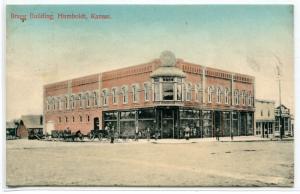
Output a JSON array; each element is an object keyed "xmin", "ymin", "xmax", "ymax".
[
  {"xmin": 44, "ymin": 51, "xmax": 255, "ymax": 139},
  {"xmin": 254, "ymin": 99, "xmax": 275, "ymax": 137}
]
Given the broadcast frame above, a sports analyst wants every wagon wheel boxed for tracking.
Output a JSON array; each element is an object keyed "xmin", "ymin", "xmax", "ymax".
[{"xmin": 98, "ymin": 133, "xmax": 103, "ymax": 141}]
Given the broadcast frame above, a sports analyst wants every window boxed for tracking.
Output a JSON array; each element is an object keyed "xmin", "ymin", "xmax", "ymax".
[
  {"xmin": 268, "ymin": 110, "xmax": 270, "ymax": 117},
  {"xmin": 121, "ymin": 86, "xmax": 128, "ymax": 104},
  {"xmin": 72, "ymin": 116, "xmax": 75, "ymax": 122},
  {"xmin": 65, "ymin": 116, "xmax": 68, "ymax": 123},
  {"xmin": 80, "ymin": 115, "xmax": 82, "ymax": 122},
  {"xmin": 65, "ymin": 96, "xmax": 68, "ymax": 109},
  {"xmin": 102, "ymin": 90, "xmax": 108, "ymax": 106},
  {"xmin": 216, "ymin": 87, "xmax": 221, "ymax": 103},
  {"xmin": 234, "ymin": 90, "xmax": 239, "ymax": 105},
  {"xmin": 144, "ymin": 83, "xmax": 150, "ymax": 101},
  {"xmin": 261, "ymin": 110, "xmax": 263, "ymax": 116},
  {"xmin": 53, "ymin": 99, "xmax": 56, "ymax": 110},
  {"xmin": 186, "ymin": 83, "xmax": 192, "ymax": 101},
  {"xmin": 242, "ymin": 91, "xmax": 246, "ymax": 105},
  {"xmin": 78, "ymin": 94, "xmax": 82, "ymax": 108},
  {"xmin": 132, "ymin": 85, "xmax": 138, "ymax": 102},
  {"xmin": 177, "ymin": 82, "xmax": 182, "ymax": 101},
  {"xmin": 87, "ymin": 115, "xmax": 90, "ymax": 122},
  {"xmin": 112, "ymin": 88, "xmax": 117, "ymax": 104},
  {"xmin": 71, "ymin": 95, "xmax": 75, "ymax": 109},
  {"xmin": 58, "ymin": 98, "xmax": 61, "ymax": 110},
  {"xmin": 154, "ymin": 82, "xmax": 160, "ymax": 101},
  {"xmin": 59, "ymin": 117, "xmax": 61, "ymax": 123},
  {"xmin": 208, "ymin": 87, "xmax": 213, "ymax": 103},
  {"xmin": 195, "ymin": 85, "xmax": 198, "ymax": 101},
  {"xmin": 163, "ymin": 83, "xmax": 174, "ymax": 100},
  {"xmin": 47, "ymin": 100, "xmax": 50, "ymax": 111},
  {"xmin": 248, "ymin": 93, "xmax": 252, "ymax": 106},
  {"xmin": 93, "ymin": 92, "xmax": 98, "ymax": 106},
  {"xmin": 86, "ymin": 93, "xmax": 90, "ymax": 107},
  {"xmin": 224, "ymin": 88, "xmax": 229, "ymax": 104}
]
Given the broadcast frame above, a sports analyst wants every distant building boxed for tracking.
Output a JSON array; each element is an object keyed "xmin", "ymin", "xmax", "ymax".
[
  {"xmin": 254, "ymin": 99, "xmax": 275, "ymax": 138},
  {"xmin": 17, "ymin": 115, "xmax": 43, "ymax": 138},
  {"xmin": 44, "ymin": 51, "xmax": 255, "ymax": 138},
  {"xmin": 274, "ymin": 105, "xmax": 293, "ymax": 137},
  {"xmin": 6, "ymin": 121, "xmax": 18, "ymax": 140}
]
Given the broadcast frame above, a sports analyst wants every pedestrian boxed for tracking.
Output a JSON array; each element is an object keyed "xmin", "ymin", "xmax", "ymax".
[
  {"xmin": 216, "ymin": 128, "xmax": 220, "ymax": 141},
  {"xmin": 110, "ymin": 126, "xmax": 114, "ymax": 144},
  {"xmin": 146, "ymin": 127, "xmax": 151, "ymax": 141},
  {"xmin": 135, "ymin": 126, "xmax": 139, "ymax": 141},
  {"xmin": 155, "ymin": 129, "xmax": 159, "ymax": 141},
  {"xmin": 230, "ymin": 130, "xmax": 234, "ymax": 141},
  {"xmin": 185, "ymin": 126, "xmax": 190, "ymax": 140}
]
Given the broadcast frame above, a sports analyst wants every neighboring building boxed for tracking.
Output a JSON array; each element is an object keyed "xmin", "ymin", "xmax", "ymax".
[
  {"xmin": 254, "ymin": 99, "xmax": 275, "ymax": 138},
  {"xmin": 17, "ymin": 115, "xmax": 44, "ymax": 138},
  {"xmin": 6, "ymin": 121, "xmax": 18, "ymax": 140},
  {"xmin": 44, "ymin": 51, "xmax": 255, "ymax": 138},
  {"xmin": 274, "ymin": 105, "xmax": 293, "ymax": 137}
]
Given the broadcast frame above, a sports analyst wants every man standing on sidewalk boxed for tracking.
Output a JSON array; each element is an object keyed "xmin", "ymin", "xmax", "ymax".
[{"xmin": 216, "ymin": 128, "xmax": 220, "ymax": 141}]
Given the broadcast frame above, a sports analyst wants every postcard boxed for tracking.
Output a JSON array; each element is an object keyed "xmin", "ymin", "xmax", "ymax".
[{"xmin": 5, "ymin": 4, "xmax": 294, "ymax": 187}]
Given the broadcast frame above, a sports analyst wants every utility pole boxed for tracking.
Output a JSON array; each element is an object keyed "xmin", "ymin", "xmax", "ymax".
[{"xmin": 276, "ymin": 65, "xmax": 283, "ymax": 140}]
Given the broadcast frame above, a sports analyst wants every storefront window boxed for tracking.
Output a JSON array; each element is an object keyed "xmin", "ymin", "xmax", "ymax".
[
  {"xmin": 247, "ymin": 113, "xmax": 253, "ymax": 135},
  {"xmin": 120, "ymin": 111, "xmax": 136, "ymax": 120},
  {"xmin": 223, "ymin": 112, "xmax": 231, "ymax": 136},
  {"xmin": 232, "ymin": 112, "xmax": 238, "ymax": 136},
  {"xmin": 202, "ymin": 110, "xmax": 212, "ymax": 137},
  {"xmin": 138, "ymin": 109, "xmax": 155, "ymax": 119}
]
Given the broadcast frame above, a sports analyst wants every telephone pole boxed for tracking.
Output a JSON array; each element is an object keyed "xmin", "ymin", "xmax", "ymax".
[{"xmin": 276, "ymin": 65, "xmax": 283, "ymax": 140}]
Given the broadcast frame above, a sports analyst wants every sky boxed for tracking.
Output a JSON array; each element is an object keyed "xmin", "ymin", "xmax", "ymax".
[{"xmin": 6, "ymin": 5, "xmax": 294, "ymax": 121}]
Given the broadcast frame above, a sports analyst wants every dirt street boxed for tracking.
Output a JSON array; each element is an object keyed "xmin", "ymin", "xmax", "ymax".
[{"xmin": 6, "ymin": 139, "xmax": 294, "ymax": 187}]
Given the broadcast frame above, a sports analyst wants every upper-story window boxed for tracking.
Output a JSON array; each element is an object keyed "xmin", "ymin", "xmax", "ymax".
[
  {"xmin": 47, "ymin": 98, "xmax": 51, "ymax": 111},
  {"xmin": 121, "ymin": 86, "xmax": 128, "ymax": 104},
  {"xmin": 102, "ymin": 89, "xmax": 109, "ymax": 106},
  {"xmin": 132, "ymin": 85, "xmax": 139, "ymax": 103},
  {"xmin": 144, "ymin": 83, "xmax": 150, "ymax": 101},
  {"xmin": 57, "ymin": 98, "xmax": 62, "ymax": 110},
  {"xmin": 268, "ymin": 110, "xmax": 270, "ymax": 117},
  {"xmin": 186, "ymin": 83, "xmax": 192, "ymax": 101},
  {"xmin": 86, "ymin": 93, "xmax": 90, "ymax": 107},
  {"xmin": 234, "ymin": 90, "xmax": 239, "ymax": 105},
  {"xmin": 53, "ymin": 98, "xmax": 56, "ymax": 111},
  {"xmin": 224, "ymin": 88, "xmax": 229, "ymax": 104},
  {"xmin": 195, "ymin": 84, "xmax": 198, "ymax": 102},
  {"xmin": 242, "ymin": 91, "xmax": 246, "ymax": 105},
  {"xmin": 70, "ymin": 95, "xmax": 74, "ymax": 109},
  {"xmin": 177, "ymin": 79, "xmax": 182, "ymax": 101},
  {"xmin": 216, "ymin": 87, "xmax": 221, "ymax": 104},
  {"xmin": 112, "ymin": 88, "xmax": 118, "ymax": 104},
  {"xmin": 208, "ymin": 87, "xmax": 213, "ymax": 103},
  {"xmin": 93, "ymin": 92, "xmax": 98, "ymax": 106},
  {"xmin": 154, "ymin": 81, "xmax": 160, "ymax": 101},
  {"xmin": 162, "ymin": 79, "xmax": 174, "ymax": 100},
  {"xmin": 78, "ymin": 94, "xmax": 82, "ymax": 108},
  {"xmin": 64, "ymin": 96, "xmax": 68, "ymax": 109},
  {"xmin": 261, "ymin": 110, "xmax": 263, "ymax": 116},
  {"xmin": 248, "ymin": 92, "xmax": 252, "ymax": 106}
]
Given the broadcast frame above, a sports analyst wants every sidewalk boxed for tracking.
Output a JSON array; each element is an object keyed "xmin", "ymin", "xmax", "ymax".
[{"xmin": 144, "ymin": 136, "xmax": 294, "ymax": 144}]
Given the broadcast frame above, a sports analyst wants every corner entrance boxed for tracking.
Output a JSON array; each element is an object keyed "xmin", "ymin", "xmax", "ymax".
[{"xmin": 156, "ymin": 108, "xmax": 179, "ymax": 139}]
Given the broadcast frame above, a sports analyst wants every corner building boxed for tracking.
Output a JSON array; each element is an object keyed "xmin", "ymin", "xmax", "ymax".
[{"xmin": 44, "ymin": 51, "xmax": 255, "ymax": 138}]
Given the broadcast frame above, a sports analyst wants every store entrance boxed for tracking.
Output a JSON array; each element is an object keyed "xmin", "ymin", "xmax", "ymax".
[{"xmin": 158, "ymin": 108, "xmax": 178, "ymax": 139}]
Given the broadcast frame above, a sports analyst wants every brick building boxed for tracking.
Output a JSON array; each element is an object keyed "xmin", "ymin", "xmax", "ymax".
[{"xmin": 44, "ymin": 51, "xmax": 255, "ymax": 138}]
